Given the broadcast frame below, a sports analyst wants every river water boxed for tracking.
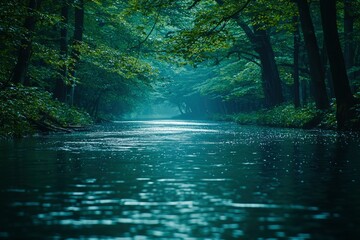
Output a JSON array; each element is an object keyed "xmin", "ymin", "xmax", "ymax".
[{"xmin": 0, "ymin": 120, "xmax": 360, "ymax": 239}]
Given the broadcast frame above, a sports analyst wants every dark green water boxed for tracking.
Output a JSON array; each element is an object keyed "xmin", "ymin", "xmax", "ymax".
[{"xmin": 1, "ymin": 120, "xmax": 360, "ymax": 239}]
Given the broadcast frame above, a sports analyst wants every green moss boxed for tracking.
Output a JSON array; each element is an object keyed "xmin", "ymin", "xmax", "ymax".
[{"xmin": 0, "ymin": 85, "xmax": 92, "ymax": 138}]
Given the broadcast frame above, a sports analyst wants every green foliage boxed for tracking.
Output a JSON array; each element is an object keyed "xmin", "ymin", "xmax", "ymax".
[
  {"xmin": 258, "ymin": 104, "xmax": 321, "ymax": 128},
  {"xmin": 199, "ymin": 61, "xmax": 263, "ymax": 101},
  {"xmin": 248, "ymin": 0, "xmax": 297, "ymax": 31},
  {"xmin": 0, "ymin": 85, "xmax": 92, "ymax": 138},
  {"xmin": 82, "ymin": 43, "xmax": 155, "ymax": 81},
  {"xmin": 0, "ymin": 1, "xmax": 27, "ymax": 81},
  {"xmin": 1, "ymin": 0, "xmax": 159, "ymax": 130},
  {"xmin": 232, "ymin": 104, "xmax": 325, "ymax": 129},
  {"xmin": 2, "ymin": 0, "xmax": 360, "ymax": 134}
]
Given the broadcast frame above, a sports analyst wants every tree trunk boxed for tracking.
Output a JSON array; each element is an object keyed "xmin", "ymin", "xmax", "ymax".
[
  {"xmin": 300, "ymin": 48, "xmax": 308, "ymax": 105},
  {"xmin": 54, "ymin": 0, "xmax": 69, "ymax": 101},
  {"xmin": 296, "ymin": 0, "xmax": 329, "ymax": 110},
  {"xmin": 237, "ymin": 20, "xmax": 284, "ymax": 108},
  {"xmin": 91, "ymin": 91, "xmax": 103, "ymax": 117},
  {"xmin": 344, "ymin": 0, "xmax": 355, "ymax": 90},
  {"xmin": 68, "ymin": 0, "xmax": 84, "ymax": 105},
  {"xmin": 293, "ymin": 16, "xmax": 301, "ymax": 108},
  {"xmin": 301, "ymin": 79, "xmax": 308, "ymax": 106},
  {"xmin": 319, "ymin": 0, "xmax": 356, "ymax": 130},
  {"xmin": 326, "ymin": 67, "xmax": 335, "ymax": 99},
  {"xmin": 320, "ymin": 38, "xmax": 336, "ymax": 99},
  {"xmin": 254, "ymin": 27, "xmax": 284, "ymax": 107},
  {"xmin": 177, "ymin": 104, "xmax": 184, "ymax": 115},
  {"xmin": 215, "ymin": 0, "xmax": 283, "ymax": 108},
  {"xmin": 10, "ymin": 0, "xmax": 42, "ymax": 85}
]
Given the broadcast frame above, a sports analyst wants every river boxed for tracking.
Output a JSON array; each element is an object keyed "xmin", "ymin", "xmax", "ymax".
[{"xmin": 0, "ymin": 120, "xmax": 360, "ymax": 239}]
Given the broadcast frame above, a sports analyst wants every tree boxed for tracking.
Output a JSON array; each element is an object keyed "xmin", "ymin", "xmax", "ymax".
[
  {"xmin": 2, "ymin": 0, "xmax": 157, "ymax": 120},
  {"xmin": 293, "ymin": 16, "xmax": 301, "ymax": 108},
  {"xmin": 320, "ymin": 0, "xmax": 356, "ymax": 129},
  {"xmin": 235, "ymin": 19, "xmax": 284, "ymax": 107},
  {"xmin": 54, "ymin": 0, "xmax": 69, "ymax": 102},
  {"xmin": 67, "ymin": 0, "xmax": 85, "ymax": 105},
  {"xmin": 344, "ymin": 0, "xmax": 355, "ymax": 87},
  {"xmin": 10, "ymin": 0, "xmax": 42, "ymax": 85},
  {"xmin": 209, "ymin": 0, "xmax": 284, "ymax": 107},
  {"xmin": 296, "ymin": 0, "xmax": 329, "ymax": 110}
]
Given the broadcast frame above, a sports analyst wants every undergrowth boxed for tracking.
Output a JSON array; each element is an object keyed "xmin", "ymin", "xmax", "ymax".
[
  {"xmin": 214, "ymin": 103, "xmax": 339, "ymax": 129},
  {"xmin": 0, "ymin": 85, "xmax": 92, "ymax": 138}
]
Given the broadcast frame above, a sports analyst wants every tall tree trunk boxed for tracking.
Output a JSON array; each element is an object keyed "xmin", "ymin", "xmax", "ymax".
[
  {"xmin": 90, "ymin": 91, "xmax": 103, "ymax": 117},
  {"xmin": 237, "ymin": 20, "xmax": 284, "ymax": 108},
  {"xmin": 54, "ymin": 0, "xmax": 69, "ymax": 101},
  {"xmin": 296, "ymin": 0, "xmax": 329, "ymax": 110},
  {"xmin": 344, "ymin": 0, "xmax": 355, "ymax": 90},
  {"xmin": 319, "ymin": 0, "xmax": 356, "ymax": 130},
  {"xmin": 214, "ymin": 0, "xmax": 283, "ymax": 108},
  {"xmin": 301, "ymin": 79, "xmax": 308, "ymax": 106},
  {"xmin": 293, "ymin": 16, "xmax": 301, "ymax": 108},
  {"xmin": 254, "ymin": 27, "xmax": 284, "ymax": 107},
  {"xmin": 320, "ymin": 38, "xmax": 335, "ymax": 99},
  {"xmin": 10, "ymin": 0, "xmax": 42, "ymax": 85},
  {"xmin": 68, "ymin": 0, "xmax": 84, "ymax": 105},
  {"xmin": 300, "ymin": 48, "xmax": 309, "ymax": 105}
]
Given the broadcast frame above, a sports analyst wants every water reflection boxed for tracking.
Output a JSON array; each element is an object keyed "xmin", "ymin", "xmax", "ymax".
[{"xmin": 0, "ymin": 121, "xmax": 360, "ymax": 239}]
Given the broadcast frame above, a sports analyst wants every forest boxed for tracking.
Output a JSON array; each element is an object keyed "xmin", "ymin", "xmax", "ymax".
[
  {"xmin": 1, "ymin": 0, "xmax": 360, "ymax": 137},
  {"xmin": 2, "ymin": 1, "xmax": 360, "ymax": 239}
]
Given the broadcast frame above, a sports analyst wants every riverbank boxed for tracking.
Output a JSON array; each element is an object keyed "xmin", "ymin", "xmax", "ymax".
[
  {"xmin": 0, "ymin": 85, "xmax": 92, "ymax": 138},
  {"xmin": 212, "ymin": 103, "xmax": 360, "ymax": 130},
  {"xmin": 2, "ymin": 85, "xmax": 359, "ymax": 138}
]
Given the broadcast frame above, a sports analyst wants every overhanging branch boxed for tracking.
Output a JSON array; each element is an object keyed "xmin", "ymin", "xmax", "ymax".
[{"xmin": 129, "ymin": 12, "xmax": 159, "ymax": 50}]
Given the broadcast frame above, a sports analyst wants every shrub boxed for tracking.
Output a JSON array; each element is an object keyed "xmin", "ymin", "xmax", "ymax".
[
  {"xmin": 232, "ymin": 103, "xmax": 325, "ymax": 129},
  {"xmin": 0, "ymin": 85, "xmax": 92, "ymax": 138}
]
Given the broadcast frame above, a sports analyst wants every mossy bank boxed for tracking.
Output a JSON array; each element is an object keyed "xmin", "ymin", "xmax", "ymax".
[
  {"xmin": 212, "ymin": 103, "xmax": 360, "ymax": 130},
  {"xmin": 0, "ymin": 85, "xmax": 92, "ymax": 138}
]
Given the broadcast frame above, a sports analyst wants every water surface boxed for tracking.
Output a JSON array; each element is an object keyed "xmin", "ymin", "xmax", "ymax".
[{"xmin": 1, "ymin": 120, "xmax": 360, "ymax": 239}]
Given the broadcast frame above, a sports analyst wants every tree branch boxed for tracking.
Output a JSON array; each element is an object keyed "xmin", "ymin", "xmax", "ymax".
[
  {"xmin": 207, "ymin": 0, "xmax": 253, "ymax": 36},
  {"xmin": 129, "ymin": 12, "xmax": 159, "ymax": 50},
  {"xmin": 188, "ymin": 0, "xmax": 202, "ymax": 10}
]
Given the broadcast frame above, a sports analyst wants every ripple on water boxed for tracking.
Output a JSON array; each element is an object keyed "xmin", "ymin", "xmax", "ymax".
[{"xmin": 1, "ymin": 120, "xmax": 360, "ymax": 239}]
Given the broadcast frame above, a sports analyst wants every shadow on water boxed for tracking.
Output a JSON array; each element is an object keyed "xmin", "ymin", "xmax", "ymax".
[{"xmin": 0, "ymin": 120, "xmax": 359, "ymax": 239}]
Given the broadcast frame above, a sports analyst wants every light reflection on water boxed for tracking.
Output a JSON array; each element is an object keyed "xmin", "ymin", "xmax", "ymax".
[{"xmin": 0, "ymin": 120, "xmax": 360, "ymax": 239}]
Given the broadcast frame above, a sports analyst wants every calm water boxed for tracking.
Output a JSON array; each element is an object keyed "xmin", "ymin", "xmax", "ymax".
[{"xmin": 0, "ymin": 120, "xmax": 360, "ymax": 239}]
